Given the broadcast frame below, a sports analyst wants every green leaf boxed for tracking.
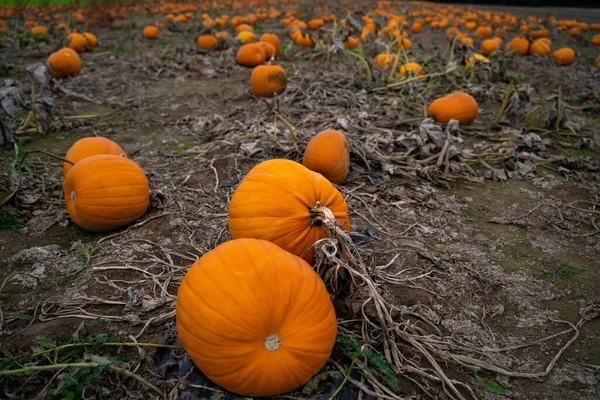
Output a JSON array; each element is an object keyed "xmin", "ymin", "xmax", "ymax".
[{"xmin": 0, "ymin": 212, "xmax": 22, "ymax": 230}]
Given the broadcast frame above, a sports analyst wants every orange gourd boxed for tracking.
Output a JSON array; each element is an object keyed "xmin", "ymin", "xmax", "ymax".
[
  {"xmin": 474, "ymin": 26, "xmax": 491, "ymax": 39},
  {"xmin": 399, "ymin": 62, "xmax": 423, "ymax": 76},
  {"xmin": 529, "ymin": 40, "xmax": 551, "ymax": 56},
  {"xmin": 251, "ymin": 65, "xmax": 287, "ymax": 98},
  {"xmin": 569, "ymin": 27, "xmax": 581, "ymax": 37},
  {"xmin": 531, "ymin": 28, "xmax": 549, "ymax": 39},
  {"xmin": 427, "ymin": 92, "xmax": 478, "ymax": 125},
  {"xmin": 237, "ymin": 31, "xmax": 257, "ymax": 43},
  {"xmin": 411, "ymin": 22, "xmax": 422, "ymax": 34},
  {"xmin": 307, "ymin": 19, "xmax": 324, "ymax": 30},
  {"xmin": 143, "ymin": 26, "xmax": 159, "ymax": 39},
  {"xmin": 344, "ymin": 36, "xmax": 359, "ymax": 49},
  {"xmin": 258, "ymin": 41, "xmax": 275, "ymax": 59},
  {"xmin": 261, "ymin": 33, "xmax": 281, "ymax": 55},
  {"xmin": 303, "ymin": 130, "xmax": 350, "ymax": 184},
  {"xmin": 68, "ymin": 32, "xmax": 88, "ymax": 52},
  {"xmin": 63, "ymin": 137, "xmax": 126, "ymax": 177},
  {"xmin": 552, "ymin": 48, "xmax": 575, "ymax": 66},
  {"xmin": 46, "ymin": 47, "xmax": 82, "ymax": 79},
  {"xmin": 592, "ymin": 34, "xmax": 600, "ymax": 46},
  {"xmin": 591, "ymin": 23, "xmax": 600, "ymax": 32},
  {"xmin": 30, "ymin": 26, "xmax": 47, "ymax": 36},
  {"xmin": 396, "ymin": 37, "xmax": 412, "ymax": 51},
  {"xmin": 228, "ymin": 159, "xmax": 350, "ymax": 263},
  {"xmin": 235, "ymin": 23, "xmax": 253, "ymax": 34},
  {"xmin": 480, "ymin": 38, "xmax": 500, "ymax": 55},
  {"xmin": 83, "ymin": 32, "xmax": 97, "ymax": 49},
  {"xmin": 236, "ymin": 43, "xmax": 266, "ymax": 67},
  {"xmin": 595, "ymin": 55, "xmax": 600, "ymax": 69},
  {"xmin": 176, "ymin": 238, "xmax": 337, "ymax": 397},
  {"xmin": 64, "ymin": 154, "xmax": 149, "ymax": 232},
  {"xmin": 374, "ymin": 53, "xmax": 397, "ymax": 69},
  {"xmin": 505, "ymin": 37, "xmax": 529, "ymax": 56},
  {"xmin": 196, "ymin": 34, "xmax": 218, "ymax": 50}
]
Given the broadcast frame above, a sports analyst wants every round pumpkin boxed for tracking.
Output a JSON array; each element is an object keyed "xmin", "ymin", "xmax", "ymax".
[
  {"xmin": 595, "ymin": 55, "xmax": 600, "ymax": 69},
  {"xmin": 176, "ymin": 238, "xmax": 337, "ymax": 397},
  {"xmin": 236, "ymin": 43, "xmax": 266, "ymax": 67},
  {"xmin": 47, "ymin": 47, "xmax": 82, "ymax": 79},
  {"xmin": 196, "ymin": 34, "xmax": 218, "ymax": 50},
  {"xmin": 374, "ymin": 53, "xmax": 397, "ymax": 69},
  {"xmin": 474, "ymin": 26, "xmax": 491, "ymax": 39},
  {"xmin": 529, "ymin": 40, "xmax": 551, "ymax": 56},
  {"xmin": 68, "ymin": 32, "xmax": 88, "ymax": 53},
  {"xmin": 303, "ymin": 130, "xmax": 350, "ymax": 184},
  {"xmin": 63, "ymin": 137, "xmax": 126, "ymax": 177},
  {"xmin": 30, "ymin": 26, "xmax": 48, "ymax": 37},
  {"xmin": 64, "ymin": 154, "xmax": 149, "ymax": 232},
  {"xmin": 237, "ymin": 31, "xmax": 257, "ymax": 44},
  {"xmin": 480, "ymin": 38, "xmax": 500, "ymax": 56},
  {"xmin": 591, "ymin": 34, "xmax": 600, "ymax": 46},
  {"xmin": 344, "ymin": 36, "xmax": 359, "ymax": 49},
  {"xmin": 552, "ymin": 48, "xmax": 575, "ymax": 66},
  {"xmin": 427, "ymin": 92, "xmax": 479, "ymax": 125},
  {"xmin": 143, "ymin": 26, "xmax": 159, "ymax": 39},
  {"xmin": 261, "ymin": 33, "xmax": 281, "ymax": 55},
  {"xmin": 83, "ymin": 32, "xmax": 97, "ymax": 49},
  {"xmin": 251, "ymin": 65, "xmax": 287, "ymax": 98},
  {"xmin": 505, "ymin": 36, "xmax": 529, "ymax": 56},
  {"xmin": 228, "ymin": 159, "xmax": 349, "ymax": 263},
  {"xmin": 399, "ymin": 62, "xmax": 423, "ymax": 76},
  {"xmin": 396, "ymin": 37, "xmax": 412, "ymax": 51}
]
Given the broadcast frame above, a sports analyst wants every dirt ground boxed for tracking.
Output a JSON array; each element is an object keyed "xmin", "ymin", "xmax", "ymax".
[{"xmin": 1, "ymin": 3, "xmax": 599, "ymax": 400}]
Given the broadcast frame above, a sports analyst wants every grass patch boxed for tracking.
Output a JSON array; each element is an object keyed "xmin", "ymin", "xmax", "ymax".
[{"xmin": 535, "ymin": 260, "xmax": 589, "ymax": 282}]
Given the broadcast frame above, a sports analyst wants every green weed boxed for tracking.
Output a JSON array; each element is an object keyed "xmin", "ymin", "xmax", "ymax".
[
  {"xmin": 473, "ymin": 368, "xmax": 506, "ymax": 395},
  {"xmin": 535, "ymin": 260, "xmax": 589, "ymax": 282}
]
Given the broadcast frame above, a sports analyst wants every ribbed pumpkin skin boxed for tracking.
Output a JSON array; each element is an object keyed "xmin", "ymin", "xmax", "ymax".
[
  {"xmin": 303, "ymin": 130, "xmax": 350, "ymax": 184},
  {"xmin": 64, "ymin": 137, "xmax": 126, "ymax": 177},
  {"xmin": 176, "ymin": 238, "xmax": 338, "ymax": 397},
  {"xmin": 64, "ymin": 154, "xmax": 149, "ymax": 232},
  {"xmin": 228, "ymin": 159, "xmax": 349, "ymax": 263},
  {"xmin": 427, "ymin": 92, "xmax": 478, "ymax": 125}
]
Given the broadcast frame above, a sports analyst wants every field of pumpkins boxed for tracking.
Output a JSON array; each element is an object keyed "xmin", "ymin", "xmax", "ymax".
[{"xmin": 1, "ymin": 0, "xmax": 600, "ymax": 399}]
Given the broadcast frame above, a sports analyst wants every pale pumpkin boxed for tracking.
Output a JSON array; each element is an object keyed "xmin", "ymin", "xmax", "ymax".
[
  {"xmin": 64, "ymin": 137, "xmax": 126, "ymax": 177},
  {"xmin": 303, "ymin": 130, "xmax": 350, "ymax": 184},
  {"xmin": 228, "ymin": 159, "xmax": 350, "ymax": 263},
  {"xmin": 427, "ymin": 92, "xmax": 478, "ymax": 125},
  {"xmin": 64, "ymin": 154, "xmax": 149, "ymax": 232},
  {"xmin": 176, "ymin": 238, "xmax": 337, "ymax": 397}
]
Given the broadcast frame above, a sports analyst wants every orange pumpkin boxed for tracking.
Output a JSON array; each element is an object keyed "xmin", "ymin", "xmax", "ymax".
[
  {"xmin": 592, "ymin": 34, "xmax": 600, "ymax": 46},
  {"xmin": 591, "ymin": 23, "xmax": 600, "ymax": 32},
  {"xmin": 251, "ymin": 65, "xmax": 287, "ymax": 98},
  {"xmin": 64, "ymin": 137, "xmax": 126, "ymax": 177},
  {"xmin": 474, "ymin": 26, "xmax": 491, "ymax": 39},
  {"xmin": 427, "ymin": 92, "xmax": 479, "ymax": 125},
  {"xmin": 235, "ymin": 23, "xmax": 253, "ymax": 34},
  {"xmin": 399, "ymin": 62, "xmax": 423, "ymax": 76},
  {"xmin": 228, "ymin": 159, "xmax": 350, "ymax": 263},
  {"xmin": 552, "ymin": 48, "xmax": 575, "ymax": 66},
  {"xmin": 196, "ymin": 34, "xmax": 218, "ymax": 50},
  {"xmin": 374, "ymin": 53, "xmax": 397, "ymax": 69},
  {"xmin": 47, "ymin": 47, "xmax": 82, "ymax": 79},
  {"xmin": 480, "ymin": 38, "xmax": 500, "ymax": 55},
  {"xmin": 396, "ymin": 37, "xmax": 412, "ymax": 51},
  {"xmin": 82, "ymin": 32, "xmax": 97, "ymax": 49},
  {"xmin": 303, "ymin": 130, "xmax": 350, "ymax": 184},
  {"xmin": 176, "ymin": 238, "xmax": 337, "ymax": 397},
  {"xmin": 344, "ymin": 36, "xmax": 359, "ymax": 49},
  {"xmin": 569, "ymin": 27, "xmax": 581, "ymax": 37},
  {"xmin": 261, "ymin": 33, "xmax": 281, "ymax": 55},
  {"xmin": 30, "ymin": 25, "xmax": 47, "ymax": 36},
  {"xmin": 531, "ymin": 28, "xmax": 549, "ymax": 39},
  {"xmin": 143, "ymin": 26, "xmax": 159, "ymax": 39},
  {"xmin": 307, "ymin": 19, "xmax": 324, "ymax": 30},
  {"xmin": 595, "ymin": 55, "xmax": 600, "ymax": 69},
  {"xmin": 529, "ymin": 40, "xmax": 551, "ymax": 56},
  {"xmin": 258, "ymin": 41, "xmax": 276, "ymax": 59},
  {"xmin": 411, "ymin": 22, "xmax": 422, "ymax": 34},
  {"xmin": 505, "ymin": 37, "xmax": 529, "ymax": 56},
  {"xmin": 236, "ymin": 43, "xmax": 266, "ymax": 67},
  {"xmin": 237, "ymin": 31, "xmax": 257, "ymax": 43},
  {"xmin": 68, "ymin": 32, "xmax": 88, "ymax": 52},
  {"xmin": 64, "ymin": 154, "xmax": 149, "ymax": 232}
]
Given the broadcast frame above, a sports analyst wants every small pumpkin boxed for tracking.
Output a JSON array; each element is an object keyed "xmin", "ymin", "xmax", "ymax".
[
  {"xmin": 228, "ymin": 159, "xmax": 350, "ymax": 263},
  {"xmin": 303, "ymin": 130, "xmax": 350, "ymax": 184},
  {"xmin": 143, "ymin": 26, "xmax": 159, "ymax": 39},
  {"xmin": 237, "ymin": 30, "xmax": 257, "ymax": 44},
  {"xmin": 474, "ymin": 26, "xmax": 491, "ymax": 39},
  {"xmin": 411, "ymin": 22, "xmax": 422, "ymax": 34},
  {"xmin": 552, "ymin": 48, "xmax": 575, "ymax": 66},
  {"xmin": 64, "ymin": 137, "xmax": 126, "ymax": 177},
  {"xmin": 176, "ymin": 238, "xmax": 337, "ymax": 397},
  {"xmin": 258, "ymin": 41, "xmax": 276, "ymax": 59},
  {"xmin": 505, "ymin": 36, "xmax": 529, "ymax": 56},
  {"xmin": 399, "ymin": 62, "xmax": 423, "ymax": 76},
  {"xmin": 196, "ymin": 34, "xmax": 218, "ymax": 50},
  {"xmin": 374, "ymin": 53, "xmax": 397, "ymax": 69},
  {"xmin": 64, "ymin": 154, "xmax": 149, "ymax": 232},
  {"xmin": 47, "ymin": 47, "xmax": 82, "ymax": 79},
  {"xmin": 344, "ymin": 36, "xmax": 359, "ymax": 49},
  {"xmin": 30, "ymin": 26, "xmax": 48, "ymax": 37},
  {"xmin": 68, "ymin": 32, "xmax": 88, "ymax": 53},
  {"xmin": 591, "ymin": 34, "xmax": 600, "ymax": 46},
  {"xmin": 395, "ymin": 37, "xmax": 412, "ymax": 51},
  {"xmin": 427, "ymin": 92, "xmax": 478, "ymax": 125},
  {"xmin": 236, "ymin": 43, "xmax": 266, "ymax": 67},
  {"xmin": 529, "ymin": 40, "xmax": 551, "ymax": 56},
  {"xmin": 251, "ymin": 65, "xmax": 287, "ymax": 98},
  {"xmin": 480, "ymin": 38, "xmax": 500, "ymax": 56},
  {"xmin": 261, "ymin": 33, "xmax": 281, "ymax": 55},
  {"xmin": 235, "ymin": 23, "xmax": 253, "ymax": 34},
  {"xmin": 82, "ymin": 32, "xmax": 97, "ymax": 49}
]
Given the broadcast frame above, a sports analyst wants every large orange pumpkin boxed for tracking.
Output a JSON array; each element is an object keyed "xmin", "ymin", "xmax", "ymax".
[
  {"xmin": 236, "ymin": 43, "xmax": 266, "ymax": 67},
  {"xmin": 47, "ymin": 47, "xmax": 82, "ymax": 79},
  {"xmin": 176, "ymin": 238, "xmax": 337, "ymax": 397},
  {"xmin": 552, "ymin": 48, "xmax": 575, "ymax": 66},
  {"xmin": 427, "ymin": 92, "xmax": 479, "ymax": 125},
  {"xmin": 63, "ymin": 137, "xmax": 126, "ymax": 177},
  {"xmin": 251, "ymin": 65, "xmax": 287, "ymax": 98},
  {"xmin": 64, "ymin": 154, "xmax": 149, "ymax": 232},
  {"xmin": 228, "ymin": 159, "xmax": 349, "ymax": 263},
  {"xmin": 505, "ymin": 37, "xmax": 529, "ymax": 56},
  {"xmin": 303, "ymin": 130, "xmax": 350, "ymax": 184}
]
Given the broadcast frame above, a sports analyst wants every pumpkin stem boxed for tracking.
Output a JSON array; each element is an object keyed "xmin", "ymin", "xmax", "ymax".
[
  {"xmin": 309, "ymin": 201, "xmax": 338, "ymax": 232},
  {"xmin": 264, "ymin": 334, "xmax": 280, "ymax": 352}
]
